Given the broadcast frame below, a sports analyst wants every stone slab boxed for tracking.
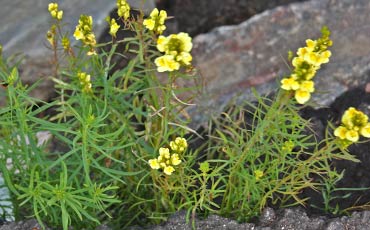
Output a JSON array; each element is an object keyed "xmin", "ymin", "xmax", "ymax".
[
  {"xmin": 0, "ymin": 0, "xmax": 154, "ymax": 101},
  {"xmin": 191, "ymin": 0, "xmax": 370, "ymax": 125}
]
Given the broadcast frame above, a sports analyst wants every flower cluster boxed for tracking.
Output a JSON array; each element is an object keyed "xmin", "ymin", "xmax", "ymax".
[
  {"xmin": 117, "ymin": 0, "xmax": 130, "ymax": 20},
  {"xmin": 155, "ymin": 33, "xmax": 193, "ymax": 72},
  {"xmin": 48, "ymin": 3, "xmax": 63, "ymax": 20},
  {"xmin": 73, "ymin": 15, "xmax": 96, "ymax": 55},
  {"xmin": 77, "ymin": 72, "xmax": 92, "ymax": 93},
  {"xmin": 148, "ymin": 137, "xmax": 188, "ymax": 175},
  {"xmin": 143, "ymin": 8, "xmax": 167, "ymax": 35},
  {"xmin": 334, "ymin": 107, "xmax": 370, "ymax": 143},
  {"xmin": 281, "ymin": 27, "xmax": 333, "ymax": 104},
  {"xmin": 106, "ymin": 17, "xmax": 120, "ymax": 38}
]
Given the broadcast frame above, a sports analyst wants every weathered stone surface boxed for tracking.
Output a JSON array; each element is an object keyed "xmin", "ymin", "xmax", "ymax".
[
  {"xmin": 0, "ymin": 0, "xmax": 154, "ymax": 102},
  {"xmin": 191, "ymin": 0, "xmax": 370, "ymax": 126},
  {"xmin": 169, "ymin": 0, "xmax": 307, "ymax": 36},
  {"xmin": 0, "ymin": 219, "xmax": 49, "ymax": 230}
]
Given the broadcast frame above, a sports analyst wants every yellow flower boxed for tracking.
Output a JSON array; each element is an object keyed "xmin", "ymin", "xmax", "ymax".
[
  {"xmin": 48, "ymin": 3, "xmax": 63, "ymax": 20},
  {"xmin": 334, "ymin": 126, "xmax": 348, "ymax": 140},
  {"xmin": 170, "ymin": 137, "xmax": 188, "ymax": 153},
  {"xmin": 155, "ymin": 33, "xmax": 193, "ymax": 72},
  {"xmin": 299, "ymin": 80, "xmax": 314, "ymax": 93},
  {"xmin": 176, "ymin": 52, "xmax": 192, "ymax": 66},
  {"xmin": 48, "ymin": 3, "xmax": 57, "ymax": 12},
  {"xmin": 149, "ymin": 140, "xmax": 185, "ymax": 175},
  {"xmin": 143, "ymin": 8, "xmax": 167, "ymax": 34},
  {"xmin": 148, "ymin": 159, "xmax": 160, "ymax": 169},
  {"xmin": 335, "ymin": 107, "xmax": 370, "ymax": 143},
  {"xmin": 74, "ymin": 15, "xmax": 96, "ymax": 54},
  {"xmin": 345, "ymin": 130, "xmax": 359, "ymax": 142},
  {"xmin": 281, "ymin": 77, "xmax": 299, "ymax": 91},
  {"xmin": 73, "ymin": 29, "xmax": 84, "ymax": 40},
  {"xmin": 155, "ymin": 55, "xmax": 180, "ymax": 72},
  {"xmin": 163, "ymin": 166, "xmax": 175, "ymax": 175},
  {"xmin": 171, "ymin": 154, "xmax": 181, "ymax": 166},
  {"xmin": 109, "ymin": 18, "xmax": 120, "ymax": 38},
  {"xmin": 156, "ymin": 36, "xmax": 167, "ymax": 52},
  {"xmin": 117, "ymin": 0, "xmax": 130, "ymax": 20},
  {"xmin": 304, "ymin": 51, "xmax": 331, "ymax": 66},
  {"xmin": 305, "ymin": 39, "xmax": 316, "ymax": 50},
  {"xmin": 254, "ymin": 170, "xmax": 264, "ymax": 181},
  {"xmin": 0, "ymin": 44, "xmax": 2, "ymax": 56},
  {"xmin": 281, "ymin": 28, "xmax": 332, "ymax": 104},
  {"xmin": 360, "ymin": 123, "xmax": 370, "ymax": 138},
  {"xmin": 295, "ymin": 90, "xmax": 311, "ymax": 104},
  {"xmin": 159, "ymin": 147, "xmax": 170, "ymax": 159},
  {"xmin": 56, "ymin": 11, "xmax": 63, "ymax": 20}
]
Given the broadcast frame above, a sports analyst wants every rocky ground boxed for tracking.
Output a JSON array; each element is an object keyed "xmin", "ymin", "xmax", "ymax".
[{"xmin": 1, "ymin": 0, "xmax": 370, "ymax": 229}]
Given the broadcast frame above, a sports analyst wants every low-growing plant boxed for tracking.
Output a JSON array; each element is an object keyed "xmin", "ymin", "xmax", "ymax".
[{"xmin": 0, "ymin": 1, "xmax": 369, "ymax": 229}]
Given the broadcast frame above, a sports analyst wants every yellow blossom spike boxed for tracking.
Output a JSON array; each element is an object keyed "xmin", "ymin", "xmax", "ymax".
[
  {"xmin": 281, "ymin": 27, "xmax": 332, "ymax": 104},
  {"xmin": 143, "ymin": 8, "xmax": 168, "ymax": 34},
  {"xmin": 117, "ymin": 0, "xmax": 130, "ymax": 20},
  {"xmin": 106, "ymin": 17, "xmax": 120, "ymax": 38}
]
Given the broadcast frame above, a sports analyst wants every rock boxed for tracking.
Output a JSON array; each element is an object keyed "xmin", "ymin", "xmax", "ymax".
[
  {"xmin": 272, "ymin": 207, "xmax": 326, "ymax": 230},
  {"xmin": 0, "ymin": 219, "xmax": 49, "ymax": 230},
  {"xmin": 141, "ymin": 210, "xmax": 256, "ymax": 230},
  {"xmin": 170, "ymin": 0, "xmax": 307, "ymax": 37},
  {"xmin": 258, "ymin": 207, "xmax": 276, "ymax": 226},
  {"xmin": 0, "ymin": 0, "xmax": 154, "ymax": 102},
  {"xmin": 191, "ymin": 0, "xmax": 370, "ymax": 126}
]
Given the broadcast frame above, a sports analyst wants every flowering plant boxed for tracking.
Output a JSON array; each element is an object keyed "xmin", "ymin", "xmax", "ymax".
[{"xmin": 0, "ymin": 1, "xmax": 369, "ymax": 230}]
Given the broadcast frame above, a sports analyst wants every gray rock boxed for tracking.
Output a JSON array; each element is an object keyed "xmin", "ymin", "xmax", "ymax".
[
  {"xmin": 171, "ymin": 0, "xmax": 307, "ymax": 36},
  {"xmin": 141, "ymin": 210, "xmax": 256, "ymax": 230},
  {"xmin": 258, "ymin": 207, "xmax": 276, "ymax": 226},
  {"xmin": 0, "ymin": 0, "xmax": 154, "ymax": 102},
  {"xmin": 4, "ymin": 209, "xmax": 370, "ymax": 230},
  {"xmin": 271, "ymin": 207, "xmax": 326, "ymax": 230},
  {"xmin": 0, "ymin": 219, "xmax": 49, "ymax": 230},
  {"xmin": 191, "ymin": 0, "xmax": 370, "ymax": 126}
]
